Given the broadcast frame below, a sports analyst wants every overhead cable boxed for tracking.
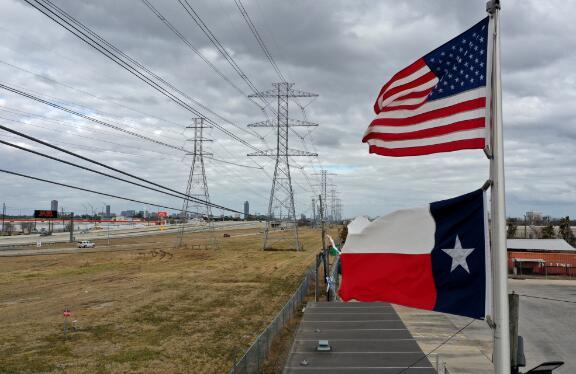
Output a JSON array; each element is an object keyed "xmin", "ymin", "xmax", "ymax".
[
  {"xmin": 23, "ymin": 0, "xmax": 268, "ymax": 155},
  {"xmin": 0, "ymin": 125, "xmax": 240, "ymax": 213},
  {"xmin": 232, "ymin": 0, "xmax": 286, "ymax": 82},
  {"xmin": 0, "ymin": 168, "xmax": 202, "ymax": 215},
  {"xmin": 0, "ymin": 139, "xmax": 242, "ymax": 213}
]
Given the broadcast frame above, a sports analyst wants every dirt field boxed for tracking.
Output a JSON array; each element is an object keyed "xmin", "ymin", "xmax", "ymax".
[{"xmin": 0, "ymin": 226, "xmax": 334, "ymax": 373}]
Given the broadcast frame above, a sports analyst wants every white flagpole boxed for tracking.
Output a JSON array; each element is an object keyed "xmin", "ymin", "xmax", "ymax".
[{"xmin": 487, "ymin": 1, "xmax": 510, "ymax": 373}]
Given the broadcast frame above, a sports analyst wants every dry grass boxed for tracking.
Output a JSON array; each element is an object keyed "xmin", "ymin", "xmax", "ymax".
[{"xmin": 0, "ymin": 226, "xmax": 336, "ymax": 373}]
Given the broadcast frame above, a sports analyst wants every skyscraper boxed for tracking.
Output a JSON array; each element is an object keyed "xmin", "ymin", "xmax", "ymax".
[
  {"xmin": 244, "ymin": 201, "xmax": 249, "ymax": 219},
  {"xmin": 51, "ymin": 200, "xmax": 58, "ymax": 212},
  {"xmin": 105, "ymin": 205, "xmax": 111, "ymax": 218}
]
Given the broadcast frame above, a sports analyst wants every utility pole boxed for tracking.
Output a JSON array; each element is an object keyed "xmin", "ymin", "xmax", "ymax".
[
  {"xmin": 247, "ymin": 83, "xmax": 318, "ymax": 251},
  {"xmin": 2, "ymin": 202, "xmax": 5, "ymax": 234},
  {"xmin": 311, "ymin": 197, "xmax": 316, "ymax": 227},
  {"xmin": 69, "ymin": 212, "xmax": 74, "ymax": 243},
  {"xmin": 177, "ymin": 118, "xmax": 218, "ymax": 249},
  {"xmin": 319, "ymin": 194, "xmax": 330, "ymax": 301}
]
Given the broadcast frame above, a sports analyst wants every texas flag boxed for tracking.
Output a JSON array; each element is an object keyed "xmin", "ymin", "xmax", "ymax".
[{"xmin": 338, "ymin": 189, "xmax": 491, "ymax": 319}]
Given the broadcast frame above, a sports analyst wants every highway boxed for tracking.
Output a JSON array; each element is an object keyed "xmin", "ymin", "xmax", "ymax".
[{"xmin": 0, "ymin": 220, "xmax": 263, "ymax": 249}]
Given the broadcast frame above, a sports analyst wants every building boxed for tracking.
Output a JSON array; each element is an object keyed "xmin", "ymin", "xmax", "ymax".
[
  {"xmin": 244, "ymin": 201, "xmax": 249, "ymax": 219},
  {"xmin": 51, "ymin": 200, "xmax": 58, "ymax": 212},
  {"xmin": 121, "ymin": 210, "xmax": 136, "ymax": 218},
  {"xmin": 105, "ymin": 205, "xmax": 111, "ymax": 218},
  {"xmin": 508, "ymin": 239, "xmax": 576, "ymax": 276}
]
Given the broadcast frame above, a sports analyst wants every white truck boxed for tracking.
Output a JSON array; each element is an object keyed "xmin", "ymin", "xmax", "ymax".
[{"xmin": 78, "ymin": 240, "xmax": 95, "ymax": 248}]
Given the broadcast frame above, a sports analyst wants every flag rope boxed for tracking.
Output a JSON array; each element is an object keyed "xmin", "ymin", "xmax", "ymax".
[{"xmin": 395, "ymin": 318, "xmax": 476, "ymax": 374}]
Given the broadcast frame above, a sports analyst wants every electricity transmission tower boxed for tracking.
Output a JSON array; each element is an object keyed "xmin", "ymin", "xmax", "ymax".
[
  {"xmin": 177, "ymin": 118, "xmax": 218, "ymax": 249},
  {"xmin": 329, "ymin": 188, "xmax": 339, "ymax": 223},
  {"xmin": 248, "ymin": 82, "xmax": 318, "ymax": 250},
  {"xmin": 335, "ymin": 198, "xmax": 343, "ymax": 222},
  {"xmin": 313, "ymin": 169, "xmax": 336, "ymax": 224}
]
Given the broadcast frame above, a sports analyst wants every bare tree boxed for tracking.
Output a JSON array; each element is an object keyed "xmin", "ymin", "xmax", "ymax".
[{"xmin": 21, "ymin": 222, "xmax": 34, "ymax": 234}]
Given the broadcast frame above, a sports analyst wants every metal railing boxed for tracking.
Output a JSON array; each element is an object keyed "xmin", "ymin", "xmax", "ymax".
[{"xmin": 229, "ymin": 267, "xmax": 314, "ymax": 374}]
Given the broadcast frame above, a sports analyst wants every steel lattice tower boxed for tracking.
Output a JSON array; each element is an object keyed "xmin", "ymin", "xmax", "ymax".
[
  {"xmin": 177, "ymin": 118, "xmax": 218, "ymax": 249},
  {"xmin": 313, "ymin": 169, "xmax": 336, "ymax": 224},
  {"xmin": 248, "ymin": 83, "xmax": 318, "ymax": 250}
]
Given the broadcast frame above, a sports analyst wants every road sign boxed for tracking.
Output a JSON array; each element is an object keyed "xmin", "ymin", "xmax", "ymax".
[
  {"xmin": 63, "ymin": 308, "xmax": 71, "ymax": 317},
  {"xmin": 34, "ymin": 210, "xmax": 58, "ymax": 219}
]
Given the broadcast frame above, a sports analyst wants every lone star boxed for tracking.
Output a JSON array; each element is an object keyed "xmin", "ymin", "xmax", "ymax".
[{"xmin": 441, "ymin": 235, "xmax": 475, "ymax": 273}]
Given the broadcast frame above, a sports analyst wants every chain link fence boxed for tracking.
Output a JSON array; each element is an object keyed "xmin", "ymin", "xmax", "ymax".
[{"xmin": 229, "ymin": 267, "xmax": 314, "ymax": 374}]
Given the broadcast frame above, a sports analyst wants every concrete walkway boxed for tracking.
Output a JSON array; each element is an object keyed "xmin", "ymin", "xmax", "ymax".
[{"xmin": 394, "ymin": 305, "xmax": 494, "ymax": 374}]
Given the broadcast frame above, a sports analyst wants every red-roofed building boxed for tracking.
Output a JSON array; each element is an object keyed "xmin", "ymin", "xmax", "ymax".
[{"xmin": 507, "ymin": 239, "xmax": 576, "ymax": 276}]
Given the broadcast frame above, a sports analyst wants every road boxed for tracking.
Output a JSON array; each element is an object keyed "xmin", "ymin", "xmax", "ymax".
[
  {"xmin": 0, "ymin": 229, "xmax": 265, "ymax": 257},
  {"xmin": 509, "ymin": 279, "xmax": 576, "ymax": 374},
  {"xmin": 0, "ymin": 221, "xmax": 262, "ymax": 248},
  {"xmin": 441, "ymin": 279, "xmax": 576, "ymax": 374}
]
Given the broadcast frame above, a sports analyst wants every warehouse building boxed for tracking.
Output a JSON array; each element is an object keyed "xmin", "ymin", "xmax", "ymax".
[{"xmin": 507, "ymin": 239, "xmax": 576, "ymax": 276}]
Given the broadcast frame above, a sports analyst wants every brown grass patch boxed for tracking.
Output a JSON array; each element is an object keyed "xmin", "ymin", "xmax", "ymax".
[{"xmin": 0, "ymin": 226, "xmax": 338, "ymax": 373}]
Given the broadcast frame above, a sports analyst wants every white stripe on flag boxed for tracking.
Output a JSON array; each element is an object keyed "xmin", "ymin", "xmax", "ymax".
[
  {"xmin": 342, "ymin": 208, "xmax": 436, "ymax": 254},
  {"xmin": 386, "ymin": 95, "xmax": 430, "ymax": 107},
  {"xmin": 379, "ymin": 76, "xmax": 439, "ymax": 109},
  {"xmin": 367, "ymin": 109, "xmax": 485, "ymax": 134},
  {"xmin": 376, "ymin": 87, "xmax": 485, "ymax": 120},
  {"xmin": 384, "ymin": 65, "xmax": 431, "ymax": 92},
  {"xmin": 366, "ymin": 128, "xmax": 485, "ymax": 149}
]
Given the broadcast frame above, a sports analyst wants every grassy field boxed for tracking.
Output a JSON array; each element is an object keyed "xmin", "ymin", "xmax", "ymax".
[{"xmin": 0, "ymin": 226, "xmax": 334, "ymax": 373}]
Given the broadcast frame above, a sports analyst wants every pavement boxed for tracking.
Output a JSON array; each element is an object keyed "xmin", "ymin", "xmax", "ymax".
[
  {"xmin": 509, "ymin": 278, "xmax": 576, "ymax": 374},
  {"xmin": 397, "ymin": 278, "xmax": 576, "ymax": 374},
  {"xmin": 394, "ymin": 305, "xmax": 494, "ymax": 374},
  {"xmin": 283, "ymin": 302, "xmax": 435, "ymax": 373}
]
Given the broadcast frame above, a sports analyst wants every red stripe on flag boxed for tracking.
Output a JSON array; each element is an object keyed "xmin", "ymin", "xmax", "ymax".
[
  {"xmin": 339, "ymin": 253, "xmax": 437, "ymax": 310},
  {"xmin": 367, "ymin": 138, "xmax": 485, "ymax": 157},
  {"xmin": 378, "ymin": 71, "xmax": 437, "ymax": 105},
  {"xmin": 374, "ymin": 59, "xmax": 427, "ymax": 113},
  {"xmin": 363, "ymin": 118, "xmax": 485, "ymax": 142},
  {"xmin": 378, "ymin": 87, "xmax": 434, "ymax": 113},
  {"xmin": 369, "ymin": 98, "xmax": 486, "ymax": 128}
]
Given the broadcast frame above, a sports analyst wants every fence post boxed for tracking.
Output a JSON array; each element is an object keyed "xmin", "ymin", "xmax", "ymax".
[
  {"xmin": 229, "ymin": 267, "xmax": 313, "ymax": 374},
  {"xmin": 315, "ymin": 255, "xmax": 320, "ymax": 301}
]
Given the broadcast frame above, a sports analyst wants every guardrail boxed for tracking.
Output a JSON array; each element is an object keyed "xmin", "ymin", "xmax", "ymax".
[{"xmin": 229, "ymin": 267, "xmax": 314, "ymax": 374}]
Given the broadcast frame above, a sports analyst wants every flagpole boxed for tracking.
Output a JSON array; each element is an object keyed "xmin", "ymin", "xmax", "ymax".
[{"xmin": 487, "ymin": 1, "xmax": 510, "ymax": 373}]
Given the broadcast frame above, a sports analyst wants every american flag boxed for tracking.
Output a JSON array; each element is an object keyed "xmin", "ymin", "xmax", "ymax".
[{"xmin": 363, "ymin": 17, "xmax": 489, "ymax": 157}]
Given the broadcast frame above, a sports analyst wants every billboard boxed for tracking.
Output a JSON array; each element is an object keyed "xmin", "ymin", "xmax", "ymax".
[
  {"xmin": 34, "ymin": 210, "xmax": 58, "ymax": 219},
  {"xmin": 157, "ymin": 211, "xmax": 168, "ymax": 218}
]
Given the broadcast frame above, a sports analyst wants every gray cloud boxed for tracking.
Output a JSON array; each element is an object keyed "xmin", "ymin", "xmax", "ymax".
[{"xmin": 0, "ymin": 0, "xmax": 574, "ymax": 219}]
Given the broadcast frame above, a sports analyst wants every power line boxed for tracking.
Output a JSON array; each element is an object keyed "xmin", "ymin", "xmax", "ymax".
[
  {"xmin": 0, "ymin": 168, "xmax": 202, "ymax": 215},
  {"xmin": 0, "ymin": 82, "xmax": 190, "ymax": 153},
  {"xmin": 232, "ymin": 0, "xmax": 286, "ymax": 82},
  {"xmin": 175, "ymin": 0, "xmax": 274, "ymax": 111},
  {"xmin": 139, "ymin": 0, "xmax": 265, "ymax": 115},
  {"xmin": 0, "ymin": 111, "xmax": 261, "ymax": 170},
  {"xmin": 516, "ymin": 293, "xmax": 576, "ymax": 305},
  {"xmin": 0, "ymin": 125, "xmax": 240, "ymax": 213},
  {"xmin": 0, "ymin": 59, "xmax": 186, "ymax": 131},
  {"xmin": 0, "ymin": 138, "xmax": 240, "ymax": 214},
  {"xmin": 23, "ymin": 0, "xmax": 268, "ymax": 155}
]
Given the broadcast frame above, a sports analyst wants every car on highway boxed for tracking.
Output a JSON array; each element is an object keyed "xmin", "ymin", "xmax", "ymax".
[{"xmin": 78, "ymin": 240, "xmax": 95, "ymax": 248}]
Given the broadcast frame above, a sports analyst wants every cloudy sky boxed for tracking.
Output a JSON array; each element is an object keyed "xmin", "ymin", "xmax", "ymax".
[{"xmin": 0, "ymin": 0, "xmax": 574, "ymax": 219}]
